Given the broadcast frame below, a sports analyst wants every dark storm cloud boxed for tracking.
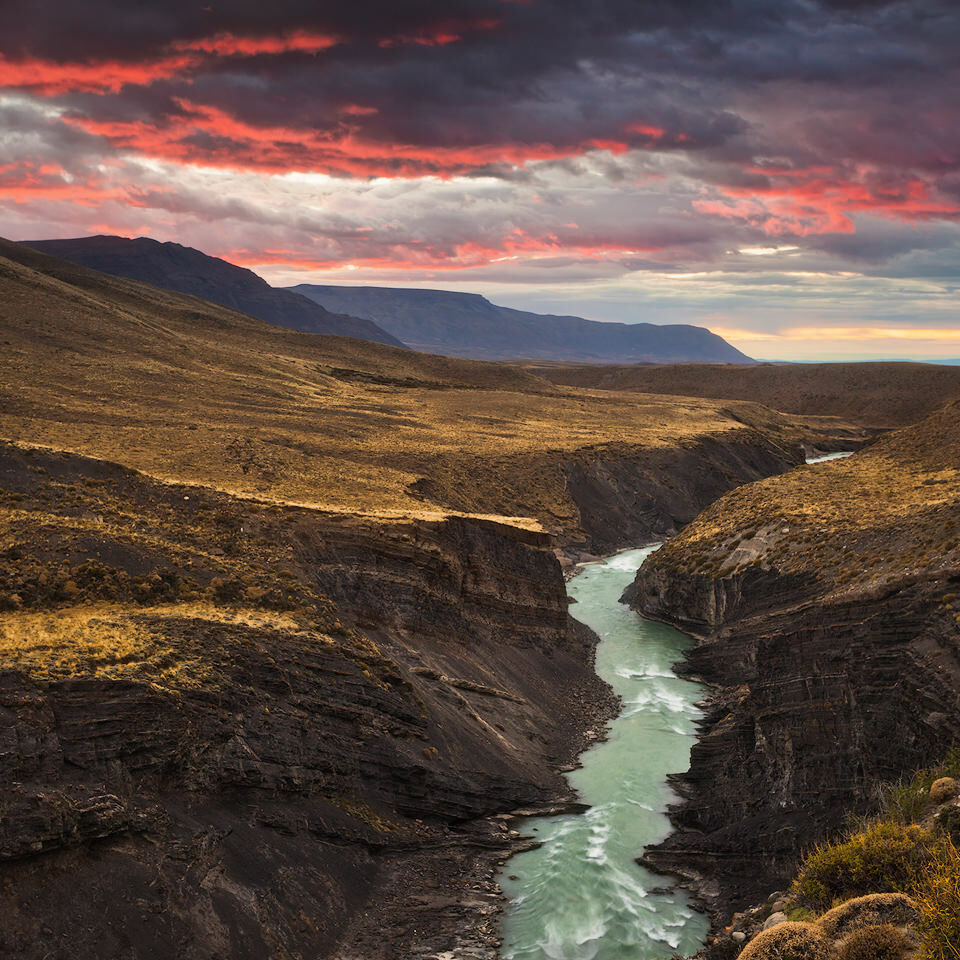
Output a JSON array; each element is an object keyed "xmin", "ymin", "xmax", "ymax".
[
  {"xmin": 3, "ymin": 0, "xmax": 957, "ymax": 183},
  {"xmin": 2, "ymin": 0, "xmax": 959, "ymax": 327}
]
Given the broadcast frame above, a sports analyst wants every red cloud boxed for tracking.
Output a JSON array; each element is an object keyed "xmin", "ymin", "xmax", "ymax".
[
  {"xmin": 217, "ymin": 226, "xmax": 669, "ymax": 276},
  {"xmin": 0, "ymin": 32, "xmax": 340, "ymax": 96},
  {"xmin": 625, "ymin": 123, "xmax": 691, "ymax": 144},
  {"xmin": 378, "ymin": 18, "xmax": 501, "ymax": 48},
  {"xmin": 0, "ymin": 53, "xmax": 197, "ymax": 95},
  {"xmin": 696, "ymin": 166, "xmax": 960, "ymax": 235},
  {"xmin": 63, "ymin": 99, "xmax": 642, "ymax": 177},
  {"xmin": 175, "ymin": 31, "xmax": 339, "ymax": 56},
  {"xmin": 0, "ymin": 160, "xmax": 127, "ymax": 205}
]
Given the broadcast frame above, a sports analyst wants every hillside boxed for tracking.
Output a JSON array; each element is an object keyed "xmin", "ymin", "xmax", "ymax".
[
  {"xmin": 0, "ymin": 238, "xmax": 832, "ymax": 554},
  {"xmin": 288, "ymin": 283, "xmax": 754, "ymax": 364},
  {"xmin": 625, "ymin": 403, "xmax": 960, "ymax": 914},
  {"xmin": 535, "ymin": 361, "xmax": 960, "ymax": 428},
  {"xmin": 27, "ymin": 235, "xmax": 406, "ymax": 348}
]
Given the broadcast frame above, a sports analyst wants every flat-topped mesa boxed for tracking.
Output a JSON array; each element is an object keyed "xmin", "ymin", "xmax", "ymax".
[{"xmin": 625, "ymin": 401, "xmax": 960, "ymax": 914}]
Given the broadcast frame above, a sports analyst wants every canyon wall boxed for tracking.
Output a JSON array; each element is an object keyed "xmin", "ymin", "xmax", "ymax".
[
  {"xmin": 562, "ymin": 431, "xmax": 801, "ymax": 556},
  {"xmin": 625, "ymin": 407, "xmax": 960, "ymax": 914},
  {"xmin": 0, "ymin": 442, "xmax": 611, "ymax": 960}
]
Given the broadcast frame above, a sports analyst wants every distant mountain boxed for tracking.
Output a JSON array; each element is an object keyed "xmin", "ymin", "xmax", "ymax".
[
  {"xmin": 287, "ymin": 285, "xmax": 753, "ymax": 364},
  {"xmin": 27, "ymin": 236, "xmax": 406, "ymax": 349}
]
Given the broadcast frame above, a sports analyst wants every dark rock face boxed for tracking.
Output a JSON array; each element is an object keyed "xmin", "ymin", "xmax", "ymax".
[
  {"xmin": 628, "ymin": 546, "xmax": 960, "ymax": 916},
  {"xmin": 289, "ymin": 283, "xmax": 755, "ymax": 364},
  {"xmin": 26, "ymin": 235, "xmax": 406, "ymax": 348},
  {"xmin": 0, "ymin": 444, "xmax": 611, "ymax": 959},
  {"xmin": 563, "ymin": 435, "xmax": 801, "ymax": 556}
]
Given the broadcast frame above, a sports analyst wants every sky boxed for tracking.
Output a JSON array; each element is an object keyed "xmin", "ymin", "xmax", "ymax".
[{"xmin": 1, "ymin": 0, "xmax": 959, "ymax": 361}]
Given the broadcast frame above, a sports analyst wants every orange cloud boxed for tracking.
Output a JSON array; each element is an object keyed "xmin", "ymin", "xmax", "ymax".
[
  {"xmin": 696, "ymin": 167, "xmax": 960, "ymax": 235},
  {"xmin": 63, "ymin": 100, "xmax": 643, "ymax": 177}
]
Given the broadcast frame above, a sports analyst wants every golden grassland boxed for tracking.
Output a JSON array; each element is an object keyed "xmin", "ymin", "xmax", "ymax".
[
  {"xmin": 531, "ymin": 360, "xmax": 960, "ymax": 429},
  {"xmin": 0, "ymin": 238, "xmax": 854, "ymax": 531},
  {"xmin": 646, "ymin": 402, "xmax": 960, "ymax": 598},
  {"xmin": 0, "ymin": 442, "xmax": 411, "ymax": 701}
]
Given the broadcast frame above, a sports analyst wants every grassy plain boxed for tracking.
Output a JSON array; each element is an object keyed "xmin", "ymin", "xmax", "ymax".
[
  {"xmin": 0, "ymin": 239, "xmax": 840, "ymax": 533},
  {"xmin": 533, "ymin": 361, "xmax": 960, "ymax": 429}
]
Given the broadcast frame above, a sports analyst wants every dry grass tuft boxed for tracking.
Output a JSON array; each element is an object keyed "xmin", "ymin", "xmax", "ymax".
[{"xmin": 737, "ymin": 921, "xmax": 833, "ymax": 960}]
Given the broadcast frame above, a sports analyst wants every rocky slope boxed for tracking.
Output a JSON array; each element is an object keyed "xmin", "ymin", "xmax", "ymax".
[
  {"xmin": 625, "ymin": 403, "xmax": 960, "ymax": 915},
  {"xmin": 0, "ymin": 440, "xmax": 613, "ymax": 960},
  {"xmin": 290, "ymin": 283, "xmax": 754, "ymax": 364}
]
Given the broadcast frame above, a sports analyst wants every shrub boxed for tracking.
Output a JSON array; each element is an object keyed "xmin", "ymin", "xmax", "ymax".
[
  {"xmin": 817, "ymin": 893, "xmax": 918, "ymax": 939},
  {"xmin": 793, "ymin": 822, "xmax": 935, "ymax": 910},
  {"xmin": 913, "ymin": 840, "xmax": 960, "ymax": 960},
  {"xmin": 929, "ymin": 778, "xmax": 958, "ymax": 804},
  {"xmin": 881, "ymin": 749, "xmax": 960, "ymax": 824},
  {"xmin": 737, "ymin": 922, "xmax": 832, "ymax": 960},
  {"xmin": 836, "ymin": 925, "xmax": 915, "ymax": 960},
  {"xmin": 933, "ymin": 804, "xmax": 960, "ymax": 846}
]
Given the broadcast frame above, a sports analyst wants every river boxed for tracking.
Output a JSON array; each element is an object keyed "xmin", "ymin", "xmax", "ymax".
[
  {"xmin": 499, "ymin": 546, "xmax": 709, "ymax": 960},
  {"xmin": 499, "ymin": 449, "xmax": 858, "ymax": 958},
  {"xmin": 805, "ymin": 450, "xmax": 854, "ymax": 464}
]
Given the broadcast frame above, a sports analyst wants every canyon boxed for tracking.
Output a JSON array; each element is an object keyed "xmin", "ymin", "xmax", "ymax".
[{"xmin": 0, "ymin": 238, "xmax": 817, "ymax": 958}]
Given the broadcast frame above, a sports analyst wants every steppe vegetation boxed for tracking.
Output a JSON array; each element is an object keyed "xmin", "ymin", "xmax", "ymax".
[
  {"xmin": 0, "ymin": 239, "xmax": 849, "ymax": 536},
  {"xmin": 535, "ymin": 361, "xmax": 960, "ymax": 429},
  {"xmin": 787, "ymin": 751, "xmax": 960, "ymax": 960}
]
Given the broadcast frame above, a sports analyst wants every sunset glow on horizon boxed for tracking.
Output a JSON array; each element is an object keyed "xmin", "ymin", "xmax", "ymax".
[{"xmin": 2, "ymin": 0, "xmax": 959, "ymax": 361}]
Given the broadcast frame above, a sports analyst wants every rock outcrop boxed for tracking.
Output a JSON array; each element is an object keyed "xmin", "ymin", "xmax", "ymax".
[{"xmin": 561, "ymin": 432, "xmax": 801, "ymax": 556}]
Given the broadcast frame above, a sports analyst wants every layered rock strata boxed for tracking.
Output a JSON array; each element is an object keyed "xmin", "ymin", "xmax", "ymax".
[{"xmin": 0, "ymin": 442, "xmax": 609, "ymax": 959}]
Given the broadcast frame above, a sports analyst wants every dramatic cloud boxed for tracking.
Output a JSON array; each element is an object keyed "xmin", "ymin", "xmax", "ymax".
[{"xmin": 1, "ymin": 0, "xmax": 959, "ymax": 359}]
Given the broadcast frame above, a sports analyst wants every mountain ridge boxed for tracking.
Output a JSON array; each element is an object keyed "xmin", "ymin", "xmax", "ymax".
[
  {"xmin": 25, "ymin": 235, "xmax": 406, "ymax": 348},
  {"xmin": 288, "ymin": 283, "xmax": 755, "ymax": 364}
]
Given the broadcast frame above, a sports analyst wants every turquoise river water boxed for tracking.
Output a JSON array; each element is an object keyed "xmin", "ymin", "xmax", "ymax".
[
  {"xmin": 500, "ymin": 454, "xmax": 856, "ymax": 959},
  {"xmin": 499, "ymin": 546, "xmax": 709, "ymax": 960}
]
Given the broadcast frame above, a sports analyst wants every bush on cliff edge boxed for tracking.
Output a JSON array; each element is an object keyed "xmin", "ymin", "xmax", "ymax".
[{"xmin": 793, "ymin": 822, "xmax": 936, "ymax": 910}]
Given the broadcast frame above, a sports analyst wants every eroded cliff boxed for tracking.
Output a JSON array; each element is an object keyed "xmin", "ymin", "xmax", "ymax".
[{"xmin": 0, "ymin": 441, "xmax": 615, "ymax": 959}]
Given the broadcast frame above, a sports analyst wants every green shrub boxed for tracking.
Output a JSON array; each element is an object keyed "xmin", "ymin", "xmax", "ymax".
[
  {"xmin": 933, "ymin": 804, "xmax": 960, "ymax": 846},
  {"xmin": 881, "ymin": 747, "xmax": 960, "ymax": 825},
  {"xmin": 882, "ymin": 780, "xmax": 931, "ymax": 825},
  {"xmin": 793, "ymin": 822, "xmax": 936, "ymax": 910},
  {"xmin": 836, "ymin": 925, "xmax": 915, "ymax": 960}
]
